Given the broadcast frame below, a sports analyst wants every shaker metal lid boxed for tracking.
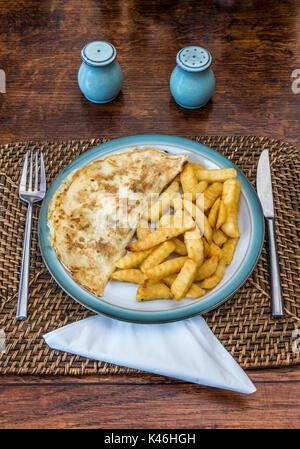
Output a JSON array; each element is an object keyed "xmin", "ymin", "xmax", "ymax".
[
  {"xmin": 176, "ymin": 46, "xmax": 212, "ymax": 72},
  {"xmin": 81, "ymin": 41, "xmax": 117, "ymax": 67}
]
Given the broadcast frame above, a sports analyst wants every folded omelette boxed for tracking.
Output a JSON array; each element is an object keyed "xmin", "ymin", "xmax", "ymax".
[{"xmin": 48, "ymin": 147, "xmax": 187, "ymax": 296}]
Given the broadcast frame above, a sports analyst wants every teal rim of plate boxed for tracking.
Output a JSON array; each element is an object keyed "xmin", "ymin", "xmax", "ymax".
[{"xmin": 38, "ymin": 135, "xmax": 265, "ymax": 323}]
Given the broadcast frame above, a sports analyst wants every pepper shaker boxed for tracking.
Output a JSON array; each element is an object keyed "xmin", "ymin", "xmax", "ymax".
[
  {"xmin": 78, "ymin": 41, "xmax": 123, "ymax": 103},
  {"xmin": 170, "ymin": 46, "xmax": 215, "ymax": 109}
]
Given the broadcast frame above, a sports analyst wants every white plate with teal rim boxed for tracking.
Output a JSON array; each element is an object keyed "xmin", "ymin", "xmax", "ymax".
[{"xmin": 38, "ymin": 135, "xmax": 264, "ymax": 323}]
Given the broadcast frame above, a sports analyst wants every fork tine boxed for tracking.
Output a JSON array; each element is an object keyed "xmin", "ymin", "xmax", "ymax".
[
  {"xmin": 28, "ymin": 152, "xmax": 33, "ymax": 191},
  {"xmin": 40, "ymin": 152, "xmax": 46, "ymax": 192},
  {"xmin": 19, "ymin": 152, "xmax": 29, "ymax": 189},
  {"xmin": 34, "ymin": 152, "xmax": 39, "ymax": 191}
]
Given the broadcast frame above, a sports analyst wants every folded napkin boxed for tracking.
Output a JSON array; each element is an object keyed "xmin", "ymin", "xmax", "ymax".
[{"xmin": 43, "ymin": 314, "xmax": 256, "ymax": 394}]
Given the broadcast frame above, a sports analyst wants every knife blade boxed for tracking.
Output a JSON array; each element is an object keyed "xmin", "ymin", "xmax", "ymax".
[
  {"xmin": 256, "ymin": 149, "xmax": 274, "ymax": 218},
  {"xmin": 256, "ymin": 149, "xmax": 284, "ymax": 317}
]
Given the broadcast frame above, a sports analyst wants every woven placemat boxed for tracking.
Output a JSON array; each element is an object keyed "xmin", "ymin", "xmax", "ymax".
[{"xmin": 0, "ymin": 136, "xmax": 299, "ymax": 375}]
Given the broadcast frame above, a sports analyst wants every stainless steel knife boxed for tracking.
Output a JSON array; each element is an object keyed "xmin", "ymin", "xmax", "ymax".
[{"xmin": 256, "ymin": 149, "xmax": 284, "ymax": 316}]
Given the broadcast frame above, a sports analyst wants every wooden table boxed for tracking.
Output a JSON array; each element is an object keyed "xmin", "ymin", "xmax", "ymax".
[{"xmin": 0, "ymin": 0, "xmax": 299, "ymax": 429}]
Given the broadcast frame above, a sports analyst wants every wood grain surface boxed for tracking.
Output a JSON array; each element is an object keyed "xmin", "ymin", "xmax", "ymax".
[
  {"xmin": 0, "ymin": 0, "xmax": 299, "ymax": 430},
  {"xmin": 0, "ymin": 0, "xmax": 300, "ymax": 145},
  {"xmin": 0, "ymin": 370, "xmax": 299, "ymax": 429}
]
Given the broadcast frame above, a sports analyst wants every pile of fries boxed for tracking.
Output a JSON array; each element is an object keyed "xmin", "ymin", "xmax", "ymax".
[{"xmin": 110, "ymin": 161, "xmax": 241, "ymax": 302}]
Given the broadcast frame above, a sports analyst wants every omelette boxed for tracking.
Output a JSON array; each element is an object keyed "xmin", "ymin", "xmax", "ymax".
[{"xmin": 48, "ymin": 147, "xmax": 187, "ymax": 296}]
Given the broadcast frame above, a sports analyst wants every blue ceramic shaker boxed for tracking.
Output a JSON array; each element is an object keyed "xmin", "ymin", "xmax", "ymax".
[
  {"xmin": 78, "ymin": 41, "xmax": 123, "ymax": 103},
  {"xmin": 170, "ymin": 46, "xmax": 215, "ymax": 109}
]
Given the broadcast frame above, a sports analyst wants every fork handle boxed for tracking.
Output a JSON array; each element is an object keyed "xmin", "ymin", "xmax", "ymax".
[
  {"xmin": 266, "ymin": 217, "xmax": 284, "ymax": 317},
  {"xmin": 16, "ymin": 203, "xmax": 33, "ymax": 320}
]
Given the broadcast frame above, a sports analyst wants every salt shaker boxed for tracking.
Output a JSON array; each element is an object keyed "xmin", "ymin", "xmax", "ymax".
[
  {"xmin": 78, "ymin": 41, "xmax": 123, "ymax": 103},
  {"xmin": 170, "ymin": 46, "xmax": 215, "ymax": 109}
]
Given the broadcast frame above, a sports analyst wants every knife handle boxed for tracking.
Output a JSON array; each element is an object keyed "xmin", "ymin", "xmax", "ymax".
[{"xmin": 266, "ymin": 218, "xmax": 284, "ymax": 316}]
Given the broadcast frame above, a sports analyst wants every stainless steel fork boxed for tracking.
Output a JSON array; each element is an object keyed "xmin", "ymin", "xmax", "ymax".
[{"xmin": 16, "ymin": 152, "xmax": 46, "ymax": 320}]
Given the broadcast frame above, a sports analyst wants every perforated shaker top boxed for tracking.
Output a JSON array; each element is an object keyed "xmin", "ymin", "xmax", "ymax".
[
  {"xmin": 176, "ymin": 46, "xmax": 212, "ymax": 72},
  {"xmin": 81, "ymin": 41, "xmax": 117, "ymax": 67}
]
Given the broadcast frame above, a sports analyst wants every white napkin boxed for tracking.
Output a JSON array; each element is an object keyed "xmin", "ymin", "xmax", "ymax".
[{"xmin": 43, "ymin": 314, "xmax": 256, "ymax": 394}]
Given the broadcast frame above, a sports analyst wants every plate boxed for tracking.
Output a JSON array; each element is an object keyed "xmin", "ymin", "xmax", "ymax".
[{"xmin": 38, "ymin": 135, "xmax": 264, "ymax": 323}]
